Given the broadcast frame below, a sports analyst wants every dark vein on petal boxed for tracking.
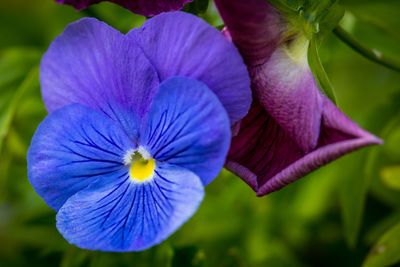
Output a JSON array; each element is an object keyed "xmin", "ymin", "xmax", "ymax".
[
  {"xmin": 90, "ymin": 123, "xmax": 123, "ymax": 151},
  {"xmin": 154, "ymin": 170, "xmax": 177, "ymax": 185}
]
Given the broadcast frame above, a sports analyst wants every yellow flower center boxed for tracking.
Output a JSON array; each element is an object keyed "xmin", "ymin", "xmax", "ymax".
[
  {"xmin": 124, "ymin": 148, "xmax": 155, "ymax": 182},
  {"xmin": 130, "ymin": 157, "xmax": 155, "ymax": 181}
]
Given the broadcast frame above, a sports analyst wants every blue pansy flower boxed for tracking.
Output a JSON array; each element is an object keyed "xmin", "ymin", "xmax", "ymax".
[{"xmin": 27, "ymin": 12, "xmax": 251, "ymax": 252}]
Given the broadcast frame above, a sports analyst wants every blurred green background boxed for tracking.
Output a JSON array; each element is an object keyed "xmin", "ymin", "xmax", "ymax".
[{"xmin": 0, "ymin": 0, "xmax": 400, "ymax": 266}]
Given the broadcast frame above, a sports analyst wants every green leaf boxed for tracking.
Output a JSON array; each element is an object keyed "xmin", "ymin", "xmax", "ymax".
[
  {"xmin": 363, "ymin": 221, "xmax": 400, "ymax": 267},
  {"xmin": 382, "ymin": 117, "xmax": 400, "ymax": 161},
  {"xmin": 341, "ymin": 0, "xmax": 400, "ymax": 41},
  {"xmin": 0, "ymin": 48, "xmax": 41, "ymax": 120},
  {"xmin": 334, "ymin": 24, "xmax": 400, "ymax": 72},
  {"xmin": 0, "ymin": 48, "xmax": 43, "ymax": 201},
  {"xmin": 308, "ymin": 38, "xmax": 337, "ymax": 104},
  {"xmin": 86, "ymin": 243, "xmax": 174, "ymax": 267},
  {"xmin": 380, "ymin": 165, "xmax": 400, "ymax": 191},
  {"xmin": 338, "ymin": 150, "xmax": 371, "ymax": 248},
  {"xmin": 172, "ymin": 246, "xmax": 205, "ymax": 267},
  {"xmin": 365, "ymin": 212, "xmax": 400, "ymax": 246},
  {"xmin": 365, "ymin": 114, "xmax": 400, "ymax": 208},
  {"xmin": 0, "ymin": 0, "xmax": 82, "ymax": 49},
  {"xmin": 270, "ymin": 0, "xmax": 344, "ymax": 38},
  {"xmin": 295, "ymin": 0, "xmax": 344, "ymax": 37},
  {"xmin": 0, "ymin": 66, "xmax": 39, "ymax": 152},
  {"xmin": 334, "ymin": 0, "xmax": 400, "ymax": 72},
  {"xmin": 84, "ymin": 3, "xmax": 145, "ymax": 33},
  {"xmin": 0, "ymin": 48, "xmax": 41, "ymax": 88},
  {"xmin": 60, "ymin": 247, "xmax": 90, "ymax": 267},
  {"xmin": 314, "ymin": 0, "xmax": 344, "ymax": 36},
  {"xmin": 267, "ymin": 0, "xmax": 301, "ymax": 16}
]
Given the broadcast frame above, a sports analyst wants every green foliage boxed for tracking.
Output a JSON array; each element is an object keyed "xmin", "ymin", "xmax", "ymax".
[
  {"xmin": 337, "ymin": 0, "xmax": 400, "ymax": 71},
  {"xmin": 268, "ymin": 0, "xmax": 344, "ymax": 36},
  {"xmin": 363, "ymin": 222, "xmax": 400, "ymax": 267},
  {"xmin": 380, "ymin": 166, "xmax": 400, "ymax": 191},
  {"xmin": 313, "ymin": 0, "xmax": 344, "ymax": 36},
  {"xmin": 365, "ymin": 113, "xmax": 400, "ymax": 208},
  {"xmin": 0, "ymin": 48, "xmax": 41, "ymax": 151},
  {"xmin": 338, "ymin": 150, "xmax": 370, "ymax": 248},
  {"xmin": 308, "ymin": 38, "xmax": 337, "ymax": 104},
  {"xmin": 0, "ymin": 0, "xmax": 399, "ymax": 266},
  {"xmin": 316, "ymin": 9, "xmax": 400, "ymax": 262},
  {"xmin": 183, "ymin": 0, "xmax": 209, "ymax": 15}
]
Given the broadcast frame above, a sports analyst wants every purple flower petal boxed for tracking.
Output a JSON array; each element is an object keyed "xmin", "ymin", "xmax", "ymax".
[
  {"xmin": 257, "ymin": 99, "xmax": 382, "ymax": 196},
  {"xmin": 40, "ymin": 17, "xmax": 159, "ymax": 120},
  {"xmin": 55, "ymin": 0, "xmax": 193, "ymax": 16},
  {"xmin": 216, "ymin": 0, "xmax": 382, "ymax": 195},
  {"xmin": 216, "ymin": 0, "xmax": 322, "ymax": 151},
  {"xmin": 128, "ymin": 11, "xmax": 252, "ymax": 125},
  {"xmin": 215, "ymin": 0, "xmax": 286, "ymax": 65},
  {"xmin": 251, "ymin": 40, "xmax": 323, "ymax": 152},
  {"xmin": 227, "ymin": 100, "xmax": 382, "ymax": 196}
]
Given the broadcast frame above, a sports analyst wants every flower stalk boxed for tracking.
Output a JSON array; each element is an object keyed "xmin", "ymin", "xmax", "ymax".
[{"xmin": 334, "ymin": 25, "xmax": 400, "ymax": 72}]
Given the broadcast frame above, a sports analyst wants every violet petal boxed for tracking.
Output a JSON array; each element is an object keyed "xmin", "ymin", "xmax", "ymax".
[
  {"xmin": 251, "ymin": 40, "xmax": 324, "ymax": 152},
  {"xmin": 56, "ymin": 0, "xmax": 192, "ymax": 16},
  {"xmin": 40, "ymin": 17, "xmax": 159, "ymax": 119},
  {"xmin": 128, "ymin": 11, "xmax": 252, "ymax": 125},
  {"xmin": 214, "ymin": 0, "xmax": 286, "ymax": 65},
  {"xmin": 217, "ymin": 0, "xmax": 382, "ymax": 195},
  {"xmin": 226, "ymin": 98, "xmax": 382, "ymax": 196}
]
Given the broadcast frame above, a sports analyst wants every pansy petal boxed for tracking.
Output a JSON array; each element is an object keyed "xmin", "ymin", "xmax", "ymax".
[
  {"xmin": 40, "ymin": 17, "xmax": 159, "ymax": 120},
  {"xmin": 27, "ymin": 104, "xmax": 135, "ymax": 210},
  {"xmin": 56, "ymin": 0, "xmax": 192, "ymax": 16},
  {"xmin": 215, "ymin": 0, "xmax": 287, "ymax": 65},
  {"xmin": 56, "ymin": 162, "xmax": 203, "ymax": 252},
  {"xmin": 227, "ymin": 100, "xmax": 382, "ymax": 196},
  {"xmin": 128, "ymin": 11, "xmax": 251, "ymax": 125},
  {"xmin": 140, "ymin": 76, "xmax": 231, "ymax": 186},
  {"xmin": 251, "ymin": 44, "xmax": 324, "ymax": 152}
]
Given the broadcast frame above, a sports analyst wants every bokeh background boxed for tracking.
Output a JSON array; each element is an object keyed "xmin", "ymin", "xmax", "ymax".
[{"xmin": 0, "ymin": 0, "xmax": 400, "ymax": 266}]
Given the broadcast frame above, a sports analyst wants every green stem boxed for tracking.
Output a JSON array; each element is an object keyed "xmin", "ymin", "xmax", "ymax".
[{"xmin": 334, "ymin": 26, "xmax": 400, "ymax": 72}]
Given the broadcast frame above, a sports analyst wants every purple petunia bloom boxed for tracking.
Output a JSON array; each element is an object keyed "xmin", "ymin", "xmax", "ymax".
[
  {"xmin": 56, "ymin": 0, "xmax": 192, "ymax": 16},
  {"xmin": 215, "ymin": 0, "xmax": 382, "ymax": 196},
  {"xmin": 27, "ymin": 12, "xmax": 251, "ymax": 251}
]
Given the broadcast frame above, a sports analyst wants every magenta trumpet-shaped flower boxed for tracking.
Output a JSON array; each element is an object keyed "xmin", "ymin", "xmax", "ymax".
[
  {"xmin": 56, "ymin": 0, "xmax": 192, "ymax": 16},
  {"xmin": 215, "ymin": 0, "xmax": 382, "ymax": 196}
]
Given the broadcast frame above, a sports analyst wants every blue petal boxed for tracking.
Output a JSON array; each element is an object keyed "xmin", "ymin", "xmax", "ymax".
[
  {"xmin": 140, "ymin": 76, "xmax": 231, "ymax": 186},
  {"xmin": 40, "ymin": 17, "xmax": 159, "ymax": 124},
  {"xmin": 128, "ymin": 12, "xmax": 252, "ymax": 125},
  {"xmin": 27, "ymin": 104, "xmax": 136, "ymax": 211},
  {"xmin": 56, "ymin": 162, "xmax": 204, "ymax": 252}
]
